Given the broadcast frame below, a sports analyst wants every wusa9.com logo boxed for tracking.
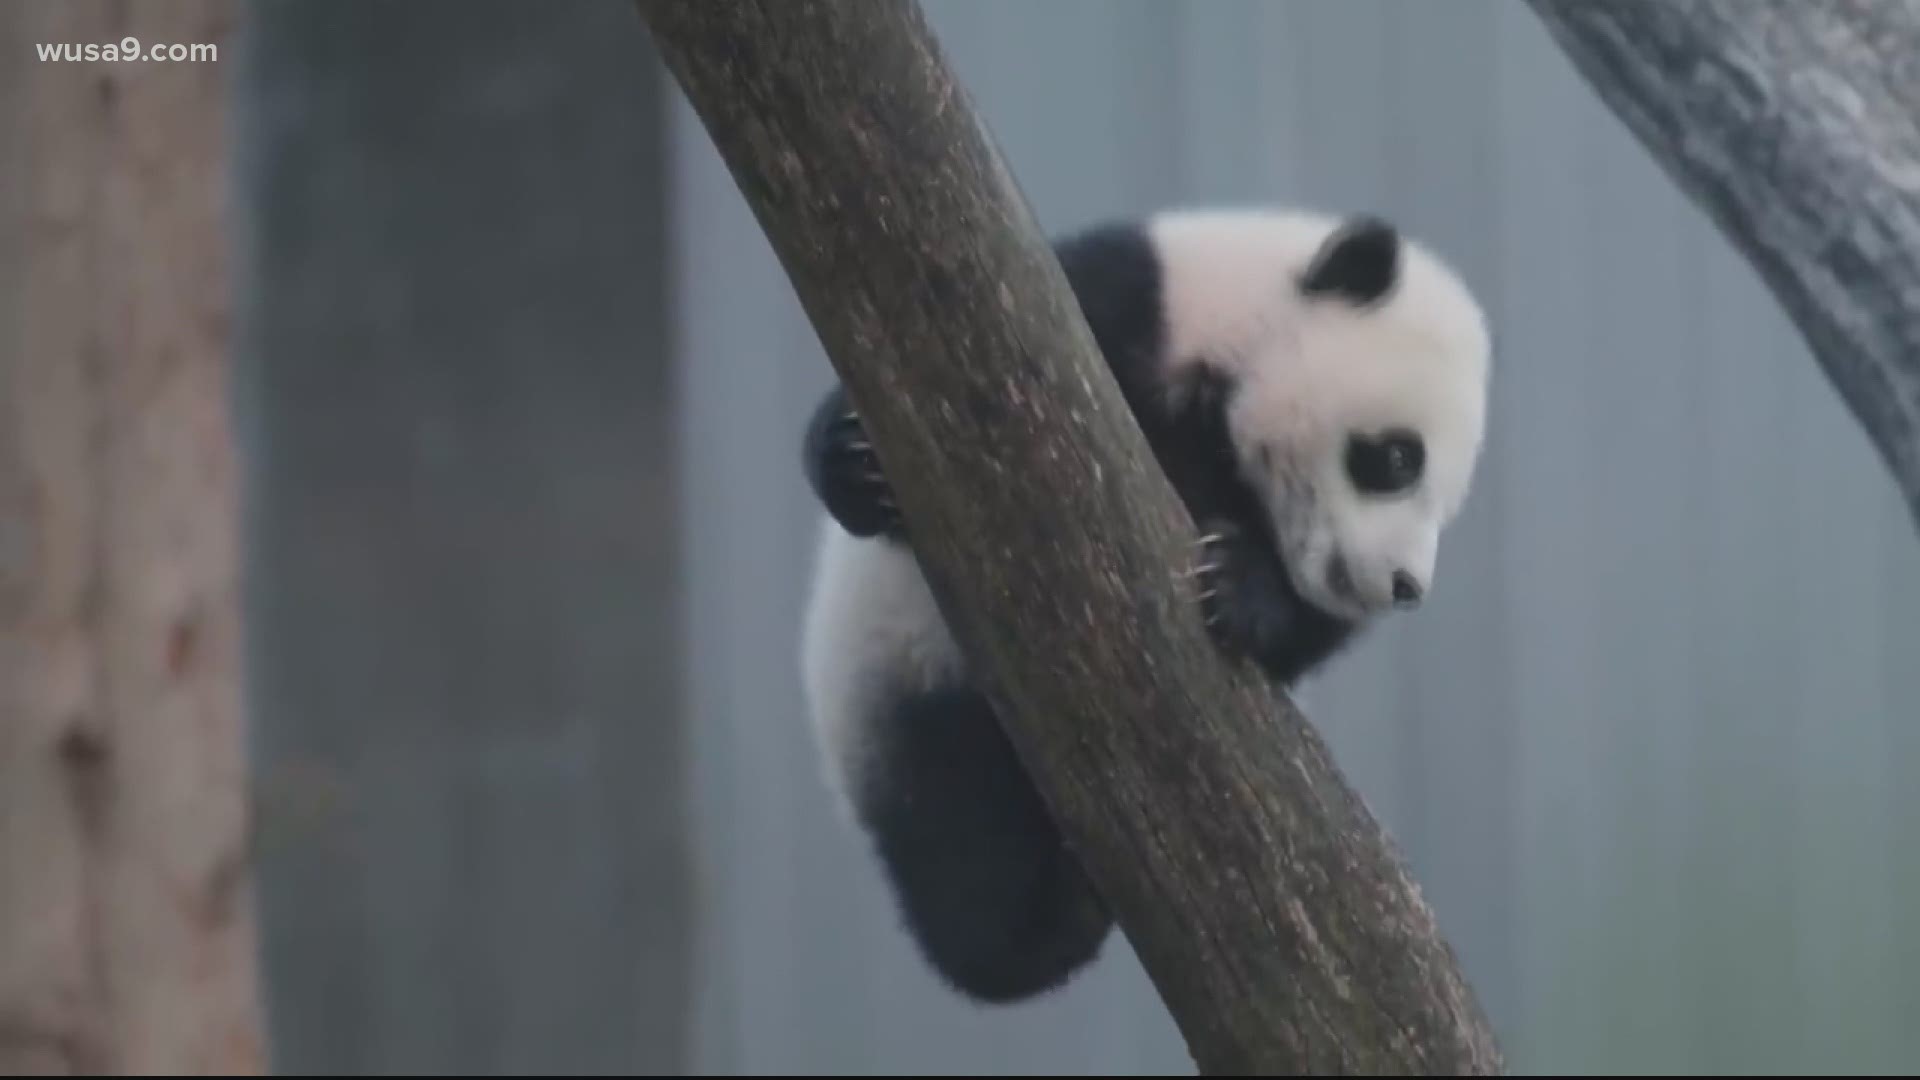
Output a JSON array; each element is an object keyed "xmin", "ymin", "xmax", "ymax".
[{"xmin": 37, "ymin": 38, "xmax": 217, "ymax": 63}]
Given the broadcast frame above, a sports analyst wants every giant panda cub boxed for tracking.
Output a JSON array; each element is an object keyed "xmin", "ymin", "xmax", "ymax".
[{"xmin": 797, "ymin": 206, "xmax": 1492, "ymax": 1005}]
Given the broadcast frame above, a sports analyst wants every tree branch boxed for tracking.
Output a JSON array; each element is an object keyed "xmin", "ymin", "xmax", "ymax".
[
  {"xmin": 1528, "ymin": 0, "xmax": 1920, "ymax": 532},
  {"xmin": 633, "ymin": 1, "xmax": 1502, "ymax": 1073}
]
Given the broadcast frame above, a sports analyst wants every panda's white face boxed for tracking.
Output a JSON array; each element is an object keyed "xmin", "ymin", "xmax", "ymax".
[
  {"xmin": 1148, "ymin": 209, "xmax": 1490, "ymax": 622},
  {"xmin": 1148, "ymin": 207, "xmax": 1492, "ymax": 622},
  {"xmin": 1231, "ymin": 238, "xmax": 1488, "ymax": 621},
  {"xmin": 1228, "ymin": 366, "xmax": 1480, "ymax": 621}
]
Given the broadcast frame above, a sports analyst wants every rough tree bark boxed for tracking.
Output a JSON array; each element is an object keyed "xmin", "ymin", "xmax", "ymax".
[
  {"xmin": 634, "ymin": 1, "xmax": 1502, "ymax": 1074},
  {"xmin": 1527, "ymin": 0, "xmax": 1920, "ymax": 533},
  {"xmin": 0, "ymin": 0, "xmax": 266, "ymax": 1072}
]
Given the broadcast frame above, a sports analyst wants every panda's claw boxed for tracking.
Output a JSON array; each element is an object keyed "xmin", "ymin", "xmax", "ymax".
[
  {"xmin": 1191, "ymin": 519, "xmax": 1267, "ymax": 660},
  {"xmin": 807, "ymin": 398, "xmax": 905, "ymax": 540},
  {"xmin": 1187, "ymin": 516, "xmax": 1348, "ymax": 686}
]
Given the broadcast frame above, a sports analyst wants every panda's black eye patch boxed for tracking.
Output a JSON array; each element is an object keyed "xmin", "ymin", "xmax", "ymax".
[{"xmin": 1346, "ymin": 429, "xmax": 1425, "ymax": 495}]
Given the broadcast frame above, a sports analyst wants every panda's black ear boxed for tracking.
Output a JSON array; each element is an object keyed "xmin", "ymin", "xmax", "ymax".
[{"xmin": 1299, "ymin": 215, "xmax": 1399, "ymax": 305}]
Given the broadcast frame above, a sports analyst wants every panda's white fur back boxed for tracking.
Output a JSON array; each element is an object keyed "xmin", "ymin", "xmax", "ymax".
[{"xmin": 800, "ymin": 519, "xmax": 961, "ymax": 818}]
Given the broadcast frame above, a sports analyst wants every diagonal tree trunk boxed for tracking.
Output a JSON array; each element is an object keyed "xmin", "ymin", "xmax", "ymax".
[
  {"xmin": 634, "ymin": 0, "xmax": 1503, "ymax": 1073},
  {"xmin": 0, "ymin": 0, "xmax": 265, "ymax": 1072},
  {"xmin": 1527, "ymin": 0, "xmax": 1920, "ymax": 534}
]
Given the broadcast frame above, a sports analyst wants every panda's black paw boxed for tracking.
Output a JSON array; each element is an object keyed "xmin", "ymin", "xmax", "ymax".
[
  {"xmin": 1190, "ymin": 518, "xmax": 1357, "ymax": 686},
  {"xmin": 1191, "ymin": 519, "xmax": 1287, "ymax": 663},
  {"xmin": 804, "ymin": 399, "xmax": 904, "ymax": 540}
]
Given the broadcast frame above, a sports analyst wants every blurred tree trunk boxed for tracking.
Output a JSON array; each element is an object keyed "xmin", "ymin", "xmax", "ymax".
[
  {"xmin": 0, "ymin": 0, "xmax": 265, "ymax": 1074},
  {"xmin": 232, "ymin": 1, "xmax": 691, "ymax": 1072}
]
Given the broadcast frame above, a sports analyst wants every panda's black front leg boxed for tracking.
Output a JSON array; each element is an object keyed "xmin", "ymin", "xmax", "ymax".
[
  {"xmin": 1192, "ymin": 518, "xmax": 1354, "ymax": 686},
  {"xmin": 803, "ymin": 385, "xmax": 906, "ymax": 542}
]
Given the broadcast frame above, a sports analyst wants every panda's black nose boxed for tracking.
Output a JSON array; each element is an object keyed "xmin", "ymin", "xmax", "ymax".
[{"xmin": 1391, "ymin": 571, "xmax": 1422, "ymax": 608}]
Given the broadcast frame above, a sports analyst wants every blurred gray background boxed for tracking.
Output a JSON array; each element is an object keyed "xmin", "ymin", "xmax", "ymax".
[{"xmin": 230, "ymin": 0, "xmax": 1920, "ymax": 1074}]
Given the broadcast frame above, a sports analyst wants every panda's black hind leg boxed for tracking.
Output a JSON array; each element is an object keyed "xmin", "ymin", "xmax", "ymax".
[
  {"xmin": 856, "ymin": 684, "xmax": 1115, "ymax": 1004},
  {"xmin": 803, "ymin": 384, "xmax": 905, "ymax": 541}
]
